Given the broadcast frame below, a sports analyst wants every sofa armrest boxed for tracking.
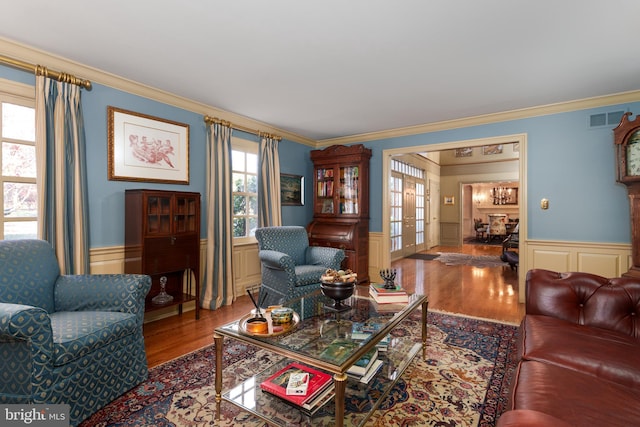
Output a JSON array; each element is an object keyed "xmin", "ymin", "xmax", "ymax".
[
  {"xmin": 259, "ymin": 250, "xmax": 296, "ymax": 271},
  {"xmin": 54, "ymin": 274, "xmax": 151, "ymax": 323},
  {"xmin": 526, "ymin": 269, "xmax": 640, "ymax": 337},
  {"xmin": 306, "ymin": 246, "xmax": 345, "ymax": 270},
  {"xmin": 0, "ymin": 303, "xmax": 54, "ymax": 393}
]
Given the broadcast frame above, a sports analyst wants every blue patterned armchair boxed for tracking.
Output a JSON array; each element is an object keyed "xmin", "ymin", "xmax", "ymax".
[
  {"xmin": 256, "ymin": 226, "xmax": 345, "ymax": 307},
  {"xmin": 0, "ymin": 239, "xmax": 151, "ymax": 426}
]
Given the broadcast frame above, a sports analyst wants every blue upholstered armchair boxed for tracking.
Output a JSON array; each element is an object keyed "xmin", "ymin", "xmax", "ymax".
[
  {"xmin": 256, "ymin": 226, "xmax": 345, "ymax": 307},
  {"xmin": 0, "ymin": 239, "xmax": 151, "ymax": 426}
]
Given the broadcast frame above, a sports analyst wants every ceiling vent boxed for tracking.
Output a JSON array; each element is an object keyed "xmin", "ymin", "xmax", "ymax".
[{"xmin": 589, "ymin": 110, "xmax": 625, "ymax": 129}]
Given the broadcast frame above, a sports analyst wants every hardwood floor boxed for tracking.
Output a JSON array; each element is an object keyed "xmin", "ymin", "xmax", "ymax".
[{"xmin": 143, "ymin": 243, "xmax": 525, "ymax": 368}]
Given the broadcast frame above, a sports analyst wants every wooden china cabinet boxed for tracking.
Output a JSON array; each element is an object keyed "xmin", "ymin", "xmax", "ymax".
[
  {"xmin": 307, "ymin": 144, "xmax": 372, "ymax": 284},
  {"xmin": 125, "ymin": 189, "xmax": 201, "ymax": 319}
]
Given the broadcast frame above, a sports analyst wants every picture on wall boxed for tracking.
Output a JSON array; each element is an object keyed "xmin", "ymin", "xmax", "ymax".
[
  {"xmin": 455, "ymin": 147, "xmax": 473, "ymax": 157},
  {"xmin": 482, "ymin": 144, "xmax": 503, "ymax": 155},
  {"xmin": 108, "ymin": 106, "xmax": 190, "ymax": 184},
  {"xmin": 280, "ymin": 173, "xmax": 304, "ymax": 206},
  {"xmin": 443, "ymin": 195, "xmax": 455, "ymax": 205}
]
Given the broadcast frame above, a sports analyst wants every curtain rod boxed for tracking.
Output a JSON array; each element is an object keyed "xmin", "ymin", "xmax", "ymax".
[
  {"xmin": 0, "ymin": 54, "xmax": 92, "ymax": 90},
  {"xmin": 204, "ymin": 115, "xmax": 282, "ymax": 141}
]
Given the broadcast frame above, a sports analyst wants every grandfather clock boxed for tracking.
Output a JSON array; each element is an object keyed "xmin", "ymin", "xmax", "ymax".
[{"xmin": 614, "ymin": 112, "xmax": 640, "ymax": 278}]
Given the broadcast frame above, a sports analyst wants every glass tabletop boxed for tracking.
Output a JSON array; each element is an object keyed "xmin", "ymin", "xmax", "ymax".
[{"xmin": 216, "ymin": 287, "xmax": 427, "ymax": 374}]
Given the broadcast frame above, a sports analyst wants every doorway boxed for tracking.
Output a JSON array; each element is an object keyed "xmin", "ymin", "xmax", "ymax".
[{"xmin": 381, "ymin": 133, "xmax": 527, "ymax": 301}]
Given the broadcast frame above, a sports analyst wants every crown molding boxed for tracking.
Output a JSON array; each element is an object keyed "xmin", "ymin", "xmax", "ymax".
[
  {"xmin": 0, "ymin": 37, "xmax": 316, "ymax": 147},
  {"xmin": 2, "ymin": 36, "xmax": 638, "ymax": 149},
  {"xmin": 318, "ymin": 90, "xmax": 640, "ymax": 146}
]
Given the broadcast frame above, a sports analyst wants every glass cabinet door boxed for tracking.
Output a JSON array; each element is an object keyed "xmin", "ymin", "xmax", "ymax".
[
  {"xmin": 315, "ymin": 167, "xmax": 335, "ymax": 215},
  {"xmin": 339, "ymin": 166, "xmax": 360, "ymax": 214},
  {"xmin": 146, "ymin": 195, "xmax": 171, "ymax": 234},
  {"xmin": 174, "ymin": 195, "xmax": 198, "ymax": 233}
]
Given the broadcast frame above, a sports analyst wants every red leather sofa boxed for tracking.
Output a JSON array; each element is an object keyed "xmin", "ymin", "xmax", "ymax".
[{"xmin": 497, "ymin": 269, "xmax": 640, "ymax": 427}]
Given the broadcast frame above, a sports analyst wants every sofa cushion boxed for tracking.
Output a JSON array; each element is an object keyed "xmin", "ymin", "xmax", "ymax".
[
  {"xmin": 511, "ymin": 360, "xmax": 640, "ymax": 426},
  {"xmin": 50, "ymin": 311, "xmax": 138, "ymax": 366},
  {"xmin": 519, "ymin": 315, "xmax": 640, "ymax": 388}
]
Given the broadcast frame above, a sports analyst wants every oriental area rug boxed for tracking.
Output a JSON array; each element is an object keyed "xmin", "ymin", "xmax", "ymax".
[{"xmin": 81, "ymin": 311, "xmax": 518, "ymax": 427}]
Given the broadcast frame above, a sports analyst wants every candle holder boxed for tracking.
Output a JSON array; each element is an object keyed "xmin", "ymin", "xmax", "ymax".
[{"xmin": 379, "ymin": 269, "xmax": 397, "ymax": 289}]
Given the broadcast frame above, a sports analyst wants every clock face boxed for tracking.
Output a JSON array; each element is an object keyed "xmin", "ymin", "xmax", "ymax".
[{"xmin": 627, "ymin": 131, "xmax": 640, "ymax": 176}]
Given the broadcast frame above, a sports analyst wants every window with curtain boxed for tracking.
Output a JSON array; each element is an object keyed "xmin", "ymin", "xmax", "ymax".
[
  {"xmin": 0, "ymin": 89, "xmax": 37, "ymax": 240},
  {"xmin": 232, "ymin": 138, "xmax": 258, "ymax": 242}
]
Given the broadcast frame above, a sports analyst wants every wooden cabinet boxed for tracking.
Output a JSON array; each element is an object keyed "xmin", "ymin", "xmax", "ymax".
[
  {"xmin": 125, "ymin": 189, "xmax": 201, "ymax": 319},
  {"xmin": 307, "ymin": 144, "xmax": 371, "ymax": 283}
]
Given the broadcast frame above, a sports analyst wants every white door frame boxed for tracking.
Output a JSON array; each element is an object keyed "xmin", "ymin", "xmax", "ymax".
[{"xmin": 381, "ymin": 133, "xmax": 528, "ymax": 302}]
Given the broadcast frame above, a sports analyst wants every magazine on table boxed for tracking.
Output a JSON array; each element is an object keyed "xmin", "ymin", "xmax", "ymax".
[{"xmin": 260, "ymin": 362, "xmax": 333, "ymax": 407}]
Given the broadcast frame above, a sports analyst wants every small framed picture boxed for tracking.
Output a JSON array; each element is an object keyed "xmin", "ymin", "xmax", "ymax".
[
  {"xmin": 482, "ymin": 144, "xmax": 503, "ymax": 155},
  {"xmin": 280, "ymin": 173, "xmax": 304, "ymax": 206},
  {"xmin": 455, "ymin": 147, "xmax": 473, "ymax": 157},
  {"xmin": 443, "ymin": 195, "xmax": 455, "ymax": 205}
]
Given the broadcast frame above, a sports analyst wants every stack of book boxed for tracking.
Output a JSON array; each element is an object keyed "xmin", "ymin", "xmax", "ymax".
[
  {"xmin": 346, "ymin": 347, "xmax": 384, "ymax": 384},
  {"xmin": 369, "ymin": 283, "xmax": 409, "ymax": 304},
  {"xmin": 260, "ymin": 362, "xmax": 334, "ymax": 416},
  {"xmin": 351, "ymin": 319, "xmax": 390, "ymax": 351}
]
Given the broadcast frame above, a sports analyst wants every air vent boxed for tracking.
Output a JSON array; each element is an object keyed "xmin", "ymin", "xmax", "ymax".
[{"xmin": 589, "ymin": 110, "xmax": 625, "ymax": 128}]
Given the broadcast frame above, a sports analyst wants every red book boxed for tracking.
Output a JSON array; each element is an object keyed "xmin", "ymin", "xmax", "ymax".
[{"xmin": 260, "ymin": 362, "xmax": 333, "ymax": 407}]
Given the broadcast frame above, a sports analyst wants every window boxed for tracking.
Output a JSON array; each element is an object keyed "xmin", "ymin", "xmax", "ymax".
[
  {"xmin": 1, "ymin": 93, "xmax": 37, "ymax": 240},
  {"xmin": 390, "ymin": 172, "xmax": 403, "ymax": 252},
  {"xmin": 232, "ymin": 138, "xmax": 258, "ymax": 241}
]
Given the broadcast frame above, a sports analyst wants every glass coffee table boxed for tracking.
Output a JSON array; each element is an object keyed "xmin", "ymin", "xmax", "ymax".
[{"xmin": 214, "ymin": 288, "xmax": 428, "ymax": 427}]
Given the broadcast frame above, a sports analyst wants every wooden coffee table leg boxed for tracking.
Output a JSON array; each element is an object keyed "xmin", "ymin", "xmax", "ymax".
[
  {"xmin": 214, "ymin": 332, "xmax": 224, "ymax": 420},
  {"xmin": 421, "ymin": 300, "xmax": 428, "ymax": 359},
  {"xmin": 334, "ymin": 372, "xmax": 347, "ymax": 427}
]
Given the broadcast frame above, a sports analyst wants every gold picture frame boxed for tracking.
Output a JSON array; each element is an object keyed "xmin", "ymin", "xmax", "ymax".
[
  {"xmin": 443, "ymin": 195, "xmax": 455, "ymax": 205},
  {"xmin": 108, "ymin": 106, "xmax": 190, "ymax": 184}
]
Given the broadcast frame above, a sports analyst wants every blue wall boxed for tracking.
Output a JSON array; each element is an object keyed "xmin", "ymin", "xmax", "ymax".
[
  {"xmin": 1, "ymin": 63, "xmax": 637, "ymax": 247},
  {"xmin": 363, "ymin": 105, "xmax": 638, "ymax": 243},
  {"xmin": 0, "ymin": 65, "xmax": 312, "ymax": 247}
]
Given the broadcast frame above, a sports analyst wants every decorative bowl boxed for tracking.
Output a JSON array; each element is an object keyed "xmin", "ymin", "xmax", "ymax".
[
  {"xmin": 321, "ymin": 281, "xmax": 355, "ymax": 312},
  {"xmin": 270, "ymin": 307, "xmax": 294, "ymax": 325}
]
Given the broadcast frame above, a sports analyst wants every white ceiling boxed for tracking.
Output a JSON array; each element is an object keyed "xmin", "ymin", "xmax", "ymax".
[{"xmin": 1, "ymin": 0, "xmax": 639, "ymax": 141}]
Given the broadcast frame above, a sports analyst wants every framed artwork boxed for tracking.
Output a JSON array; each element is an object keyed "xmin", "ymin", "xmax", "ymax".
[
  {"xmin": 482, "ymin": 144, "xmax": 503, "ymax": 155},
  {"xmin": 443, "ymin": 195, "xmax": 455, "ymax": 205},
  {"xmin": 455, "ymin": 147, "xmax": 473, "ymax": 157},
  {"xmin": 280, "ymin": 173, "xmax": 304, "ymax": 206},
  {"xmin": 108, "ymin": 106, "xmax": 190, "ymax": 184}
]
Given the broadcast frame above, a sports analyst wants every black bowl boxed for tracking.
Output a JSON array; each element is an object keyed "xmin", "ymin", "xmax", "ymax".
[{"xmin": 321, "ymin": 281, "xmax": 355, "ymax": 311}]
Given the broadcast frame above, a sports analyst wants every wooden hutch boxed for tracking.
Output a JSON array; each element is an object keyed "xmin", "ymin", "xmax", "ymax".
[
  {"xmin": 125, "ymin": 189, "xmax": 201, "ymax": 319},
  {"xmin": 307, "ymin": 144, "xmax": 372, "ymax": 284}
]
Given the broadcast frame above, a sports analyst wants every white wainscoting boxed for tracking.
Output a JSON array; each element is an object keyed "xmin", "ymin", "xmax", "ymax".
[
  {"xmin": 90, "ymin": 237, "xmax": 633, "ymax": 318},
  {"xmin": 439, "ymin": 222, "xmax": 461, "ymax": 246},
  {"xmin": 368, "ymin": 232, "xmax": 385, "ymax": 281},
  {"xmin": 89, "ymin": 240, "xmax": 261, "ymax": 322},
  {"xmin": 526, "ymin": 239, "xmax": 632, "ymax": 278}
]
